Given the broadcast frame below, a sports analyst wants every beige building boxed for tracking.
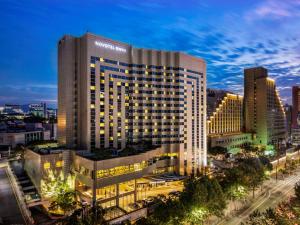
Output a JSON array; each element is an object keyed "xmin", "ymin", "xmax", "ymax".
[
  {"xmin": 24, "ymin": 149, "xmax": 66, "ymax": 192},
  {"xmin": 24, "ymin": 147, "xmax": 183, "ymax": 216},
  {"xmin": 207, "ymin": 89, "xmax": 252, "ymax": 150},
  {"xmin": 58, "ymin": 33, "xmax": 207, "ymax": 174},
  {"xmin": 0, "ymin": 130, "xmax": 50, "ymax": 148},
  {"xmin": 244, "ymin": 67, "xmax": 286, "ymax": 145},
  {"xmin": 207, "ymin": 91, "xmax": 243, "ymax": 135}
]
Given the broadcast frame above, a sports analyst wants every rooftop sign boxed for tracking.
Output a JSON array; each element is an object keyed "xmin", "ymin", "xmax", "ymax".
[{"xmin": 94, "ymin": 41, "xmax": 127, "ymax": 53}]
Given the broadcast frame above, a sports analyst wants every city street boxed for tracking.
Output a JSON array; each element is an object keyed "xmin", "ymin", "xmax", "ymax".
[
  {"xmin": 216, "ymin": 169, "xmax": 300, "ymax": 225},
  {"xmin": 0, "ymin": 167, "xmax": 26, "ymax": 225}
]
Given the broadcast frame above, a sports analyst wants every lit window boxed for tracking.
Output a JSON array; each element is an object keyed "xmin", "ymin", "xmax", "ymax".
[
  {"xmin": 44, "ymin": 162, "xmax": 50, "ymax": 169},
  {"xmin": 90, "ymin": 86, "xmax": 95, "ymax": 90},
  {"xmin": 90, "ymin": 104, "xmax": 95, "ymax": 109},
  {"xmin": 125, "ymin": 70, "xmax": 129, "ymax": 74},
  {"xmin": 100, "ymin": 130, "xmax": 105, "ymax": 134},
  {"xmin": 56, "ymin": 161, "xmax": 63, "ymax": 168},
  {"xmin": 90, "ymin": 63, "xmax": 95, "ymax": 68},
  {"xmin": 100, "ymin": 57, "xmax": 104, "ymax": 62}
]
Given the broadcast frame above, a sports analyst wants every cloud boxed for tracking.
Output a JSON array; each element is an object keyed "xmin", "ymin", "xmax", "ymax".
[{"xmin": 245, "ymin": 0, "xmax": 300, "ymax": 21}]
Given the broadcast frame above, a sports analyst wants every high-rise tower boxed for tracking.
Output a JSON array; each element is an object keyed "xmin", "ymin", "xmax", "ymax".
[
  {"xmin": 244, "ymin": 67, "xmax": 286, "ymax": 145},
  {"xmin": 58, "ymin": 33, "xmax": 207, "ymax": 174}
]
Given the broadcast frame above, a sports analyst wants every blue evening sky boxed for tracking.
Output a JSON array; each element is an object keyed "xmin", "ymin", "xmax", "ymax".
[{"xmin": 0, "ymin": 0, "xmax": 300, "ymax": 108}]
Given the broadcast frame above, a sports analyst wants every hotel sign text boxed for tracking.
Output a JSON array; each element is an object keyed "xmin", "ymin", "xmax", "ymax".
[{"xmin": 94, "ymin": 41, "xmax": 127, "ymax": 53}]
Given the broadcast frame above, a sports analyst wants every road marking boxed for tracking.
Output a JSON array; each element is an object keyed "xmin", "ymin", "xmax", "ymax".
[{"xmin": 216, "ymin": 171, "xmax": 300, "ymax": 225}]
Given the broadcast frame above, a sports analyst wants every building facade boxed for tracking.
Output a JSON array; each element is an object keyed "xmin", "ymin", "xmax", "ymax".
[
  {"xmin": 58, "ymin": 33, "xmax": 207, "ymax": 174},
  {"xmin": 0, "ymin": 130, "xmax": 50, "ymax": 148},
  {"xmin": 207, "ymin": 89, "xmax": 252, "ymax": 150},
  {"xmin": 24, "ymin": 147, "xmax": 184, "ymax": 215},
  {"xmin": 207, "ymin": 91, "xmax": 243, "ymax": 135},
  {"xmin": 244, "ymin": 67, "xmax": 286, "ymax": 146},
  {"xmin": 284, "ymin": 104, "xmax": 292, "ymax": 140},
  {"xmin": 292, "ymin": 86, "xmax": 300, "ymax": 128}
]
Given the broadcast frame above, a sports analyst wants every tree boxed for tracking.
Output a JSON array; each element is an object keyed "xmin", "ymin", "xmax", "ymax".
[
  {"xmin": 294, "ymin": 182, "xmax": 300, "ymax": 201},
  {"xmin": 180, "ymin": 176, "xmax": 226, "ymax": 224},
  {"xmin": 236, "ymin": 157, "xmax": 265, "ymax": 198},
  {"xmin": 49, "ymin": 190, "xmax": 76, "ymax": 215},
  {"xmin": 61, "ymin": 202, "xmax": 107, "ymax": 225},
  {"xmin": 41, "ymin": 169, "xmax": 76, "ymax": 215},
  {"xmin": 208, "ymin": 146, "xmax": 227, "ymax": 155}
]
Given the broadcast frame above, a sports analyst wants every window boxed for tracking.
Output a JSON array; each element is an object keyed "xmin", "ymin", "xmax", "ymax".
[
  {"xmin": 56, "ymin": 160, "xmax": 63, "ymax": 168},
  {"xmin": 44, "ymin": 162, "xmax": 50, "ymax": 169}
]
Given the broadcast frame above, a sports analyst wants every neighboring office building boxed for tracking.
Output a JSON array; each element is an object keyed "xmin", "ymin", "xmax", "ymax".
[
  {"xmin": 292, "ymin": 86, "xmax": 300, "ymax": 129},
  {"xmin": 284, "ymin": 104, "xmax": 292, "ymax": 140},
  {"xmin": 292, "ymin": 86, "xmax": 300, "ymax": 146},
  {"xmin": 58, "ymin": 33, "xmax": 207, "ymax": 175},
  {"xmin": 29, "ymin": 103, "xmax": 47, "ymax": 118},
  {"xmin": 43, "ymin": 123, "xmax": 57, "ymax": 140},
  {"xmin": 292, "ymin": 128, "xmax": 300, "ymax": 146},
  {"xmin": 244, "ymin": 67, "xmax": 286, "ymax": 146},
  {"xmin": 3, "ymin": 104, "xmax": 24, "ymax": 114},
  {"xmin": 0, "ymin": 121, "xmax": 52, "ymax": 148},
  {"xmin": 207, "ymin": 89, "xmax": 253, "ymax": 150},
  {"xmin": 46, "ymin": 108, "xmax": 57, "ymax": 119},
  {"xmin": 0, "ymin": 130, "xmax": 50, "ymax": 148}
]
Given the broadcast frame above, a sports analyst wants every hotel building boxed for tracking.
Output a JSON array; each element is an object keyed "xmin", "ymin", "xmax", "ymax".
[
  {"xmin": 244, "ymin": 67, "xmax": 286, "ymax": 146},
  {"xmin": 292, "ymin": 86, "xmax": 300, "ymax": 129},
  {"xmin": 207, "ymin": 89, "xmax": 252, "ymax": 150},
  {"xmin": 292, "ymin": 86, "xmax": 300, "ymax": 145},
  {"xmin": 58, "ymin": 33, "xmax": 207, "ymax": 174}
]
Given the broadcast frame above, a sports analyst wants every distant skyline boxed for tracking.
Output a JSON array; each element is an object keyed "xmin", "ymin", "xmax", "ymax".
[{"xmin": 0, "ymin": 0, "xmax": 300, "ymax": 107}]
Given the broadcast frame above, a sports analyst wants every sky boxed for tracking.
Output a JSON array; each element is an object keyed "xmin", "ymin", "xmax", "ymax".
[{"xmin": 0, "ymin": 0, "xmax": 300, "ymax": 108}]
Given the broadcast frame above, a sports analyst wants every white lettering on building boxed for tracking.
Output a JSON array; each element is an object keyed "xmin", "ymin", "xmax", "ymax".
[{"xmin": 94, "ymin": 41, "xmax": 127, "ymax": 53}]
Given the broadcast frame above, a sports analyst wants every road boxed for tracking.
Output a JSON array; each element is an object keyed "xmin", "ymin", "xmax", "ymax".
[
  {"xmin": 0, "ymin": 167, "xmax": 26, "ymax": 225},
  {"xmin": 216, "ymin": 169, "xmax": 300, "ymax": 225}
]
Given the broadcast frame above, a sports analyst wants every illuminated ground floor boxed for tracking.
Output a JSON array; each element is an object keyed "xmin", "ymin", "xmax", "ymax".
[{"xmin": 76, "ymin": 174, "xmax": 184, "ymax": 217}]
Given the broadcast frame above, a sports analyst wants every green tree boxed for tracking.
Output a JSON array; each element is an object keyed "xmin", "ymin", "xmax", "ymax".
[
  {"xmin": 41, "ymin": 169, "xmax": 76, "ymax": 215},
  {"xmin": 294, "ymin": 182, "xmax": 300, "ymax": 201},
  {"xmin": 180, "ymin": 176, "xmax": 226, "ymax": 224},
  {"xmin": 208, "ymin": 146, "xmax": 227, "ymax": 155},
  {"xmin": 49, "ymin": 190, "xmax": 76, "ymax": 215},
  {"xmin": 237, "ymin": 157, "xmax": 265, "ymax": 198}
]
